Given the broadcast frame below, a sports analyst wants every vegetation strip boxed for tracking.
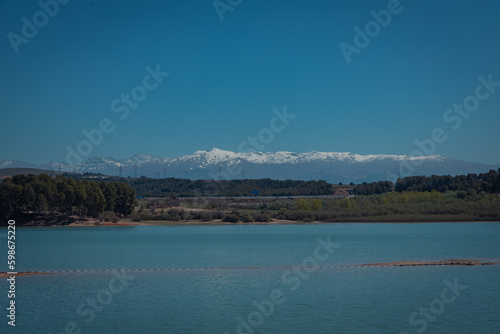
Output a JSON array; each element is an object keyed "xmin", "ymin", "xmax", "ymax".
[
  {"xmin": 2, "ymin": 260, "xmax": 496, "ymax": 277},
  {"xmin": 2, "ymin": 169, "xmax": 500, "ymax": 225}
]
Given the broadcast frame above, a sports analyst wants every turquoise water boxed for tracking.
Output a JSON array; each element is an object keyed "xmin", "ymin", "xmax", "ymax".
[{"xmin": 2, "ymin": 223, "xmax": 500, "ymax": 333}]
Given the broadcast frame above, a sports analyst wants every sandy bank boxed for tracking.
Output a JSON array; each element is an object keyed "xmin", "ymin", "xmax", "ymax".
[{"xmin": 3, "ymin": 259, "xmax": 496, "ymax": 277}]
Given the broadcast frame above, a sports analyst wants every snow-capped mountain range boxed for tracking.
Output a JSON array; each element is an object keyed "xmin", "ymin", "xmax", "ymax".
[{"xmin": 1, "ymin": 148, "xmax": 498, "ymax": 183}]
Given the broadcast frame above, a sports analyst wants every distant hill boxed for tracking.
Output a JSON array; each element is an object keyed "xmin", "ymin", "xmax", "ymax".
[{"xmin": 0, "ymin": 168, "xmax": 67, "ymax": 177}]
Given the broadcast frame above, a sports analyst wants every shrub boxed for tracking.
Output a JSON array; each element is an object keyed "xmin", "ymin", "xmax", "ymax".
[
  {"xmin": 275, "ymin": 208, "xmax": 289, "ymax": 219},
  {"xmin": 301, "ymin": 215, "xmax": 314, "ymax": 222},
  {"xmin": 239, "ymin": 212, "xmax": 254, "ymax": 223},
  {"xmin": 213, "ymin": 211, "xmax": 224, "ymax": 219},
  {"xmin": 200, "ymin": 211, "xmax": 213, "ymax": 221},
  {"xmin": 252, "ymin": 212, "xmax": 272, "ymax": 222},
  {"xmin": 99, "ymin": 211, "xmax": 119, "ymax": 223},
  {"xmin": 311, "ymin": 199, "xmax": 322, "ymax": 210},
  {"xmin": 223, "ymin": 214, "xmax": 240, "ymax": 223},
  {"xmin": 294, "ymin": 198, "xmax": 311, "ymax": 210},
  {"xmin": 131, "ymin": 214, "xmax": 142, "ymax": 222},
  {"xmin": 138, "ymin": 213, "xmax": 156, "ymax": 220},
  {"xmin": 167, "ymin": 208, "xmax": 182, "ymax": 221}
]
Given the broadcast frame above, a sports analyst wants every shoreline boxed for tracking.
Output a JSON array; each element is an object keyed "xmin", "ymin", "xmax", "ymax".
[
  {"xmin": 7, "ymin": 219, "xmax": 500, "ymax": 227},
  {"xmin": 4, "ymin": 213, "xmax": 500, "ymax": 227}
]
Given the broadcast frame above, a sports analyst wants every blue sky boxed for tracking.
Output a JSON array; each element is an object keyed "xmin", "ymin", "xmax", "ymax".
[{"xmin": 1, "ymin": 0, "xmax": 499, "ymax": 164}]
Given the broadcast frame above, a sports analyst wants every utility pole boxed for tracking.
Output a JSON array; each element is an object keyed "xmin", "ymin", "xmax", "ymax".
[
  {"xmin": 218, "ymin": 163, "xmax": 222, "ymax": 181},
  {"xmin": 163, "ymin": 167, "xmax": 166, "ymax": 179},
  {"xmin": 133, "ymin": 165, "xmax": 138, "ymax": 178},
  {"xmin": 119, "ymin": 166, "xmax": 122, "ymax": 177},
  {"xmin": 242, "ymin": 169, "xmax": 245, "ymax": 184}
]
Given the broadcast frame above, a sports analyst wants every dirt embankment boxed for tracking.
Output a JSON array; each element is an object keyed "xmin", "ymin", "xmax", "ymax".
[
  {"xmin": 0, "ymin": 272, "xmax": 57, "ymax": 278},
  {"xmin": 358, "ymin": 259, "xmax": 498, "ymax": 267},
  {"xmin": 1, "ymin": 214, "xmax": 150, "ymax": 227},
  {"xmin": 3, "ymin": 259, "xmax": 497, "ymax": 278}
]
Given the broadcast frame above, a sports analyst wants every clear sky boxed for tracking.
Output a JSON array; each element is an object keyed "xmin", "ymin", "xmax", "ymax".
[{"xmin": 1, "ymin": 0, "xmax": 499, "ymax": 164}]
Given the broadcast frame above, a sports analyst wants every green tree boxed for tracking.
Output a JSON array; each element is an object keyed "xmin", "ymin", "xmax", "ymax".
[
  {"xmin": 22, "ymin": 184, "xmax": 36, "ymax": 212},
  {"xmin": 0, "ymin": 179, "xmax": 22, "ymax": 217},
  {"xmin": 311, "ymin": 199, "xmax": 322, "ymax": 211},
  {"xmin": 36, "ymin": 194, "xmax": 49, "ymax": 213},
  {"xmin": 294, "ymin": 198, "xmax": 311, "ymax": 210},
  {"xmin": 82, "ymin": 181, "xmax": 105, "ymax": 217}
]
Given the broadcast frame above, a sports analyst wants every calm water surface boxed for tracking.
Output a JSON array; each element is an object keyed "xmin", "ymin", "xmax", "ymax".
[{"xmin": 2, "ymin": 223, "xmax": 500, "ymax": 333}]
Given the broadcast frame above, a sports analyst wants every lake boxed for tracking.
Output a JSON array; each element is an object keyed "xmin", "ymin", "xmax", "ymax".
[{"xmin": 2, "ymin": 222, "xmax": 500, "ymax": 333}]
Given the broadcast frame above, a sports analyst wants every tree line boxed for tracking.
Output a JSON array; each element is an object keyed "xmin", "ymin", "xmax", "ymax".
[
  {"xmin": 0, "ymin": 174, "xmax": 136, "ymax": 218},
  {"xmin": 354, "ymin": 181, "xmax": 393, "ymax": 195},
  {"xmin": 355, "ymin": 169, "xmax": 500, "ymax": 195},
  {"xmin": 395, "ymin": 169, "xmax": 500, "ymax": 193},
  {"xmin": 97, "ymin": 177, "xmax": 336, "ymax": 197},
  {"xmin": 73, "ymin": 168, "xmax": 500, "ymax": 198}
]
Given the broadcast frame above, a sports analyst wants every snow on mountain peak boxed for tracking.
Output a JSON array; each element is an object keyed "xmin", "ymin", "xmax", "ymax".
[
  {"xmin": 68, "ymin": 149, "xmax": 449, "ymax": 170},
  {"xmin": 2, "ymin": 149, "xmax": 489, "ymax": 183},
  {"xmin": 179, "ymin": 149, "xmax": 447, "ymax": 165}
]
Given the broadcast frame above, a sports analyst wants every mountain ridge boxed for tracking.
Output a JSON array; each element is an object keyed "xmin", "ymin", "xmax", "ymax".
[{"xmin": 0, "ymin": 148, "xmax": 497, "ymax": 183}]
